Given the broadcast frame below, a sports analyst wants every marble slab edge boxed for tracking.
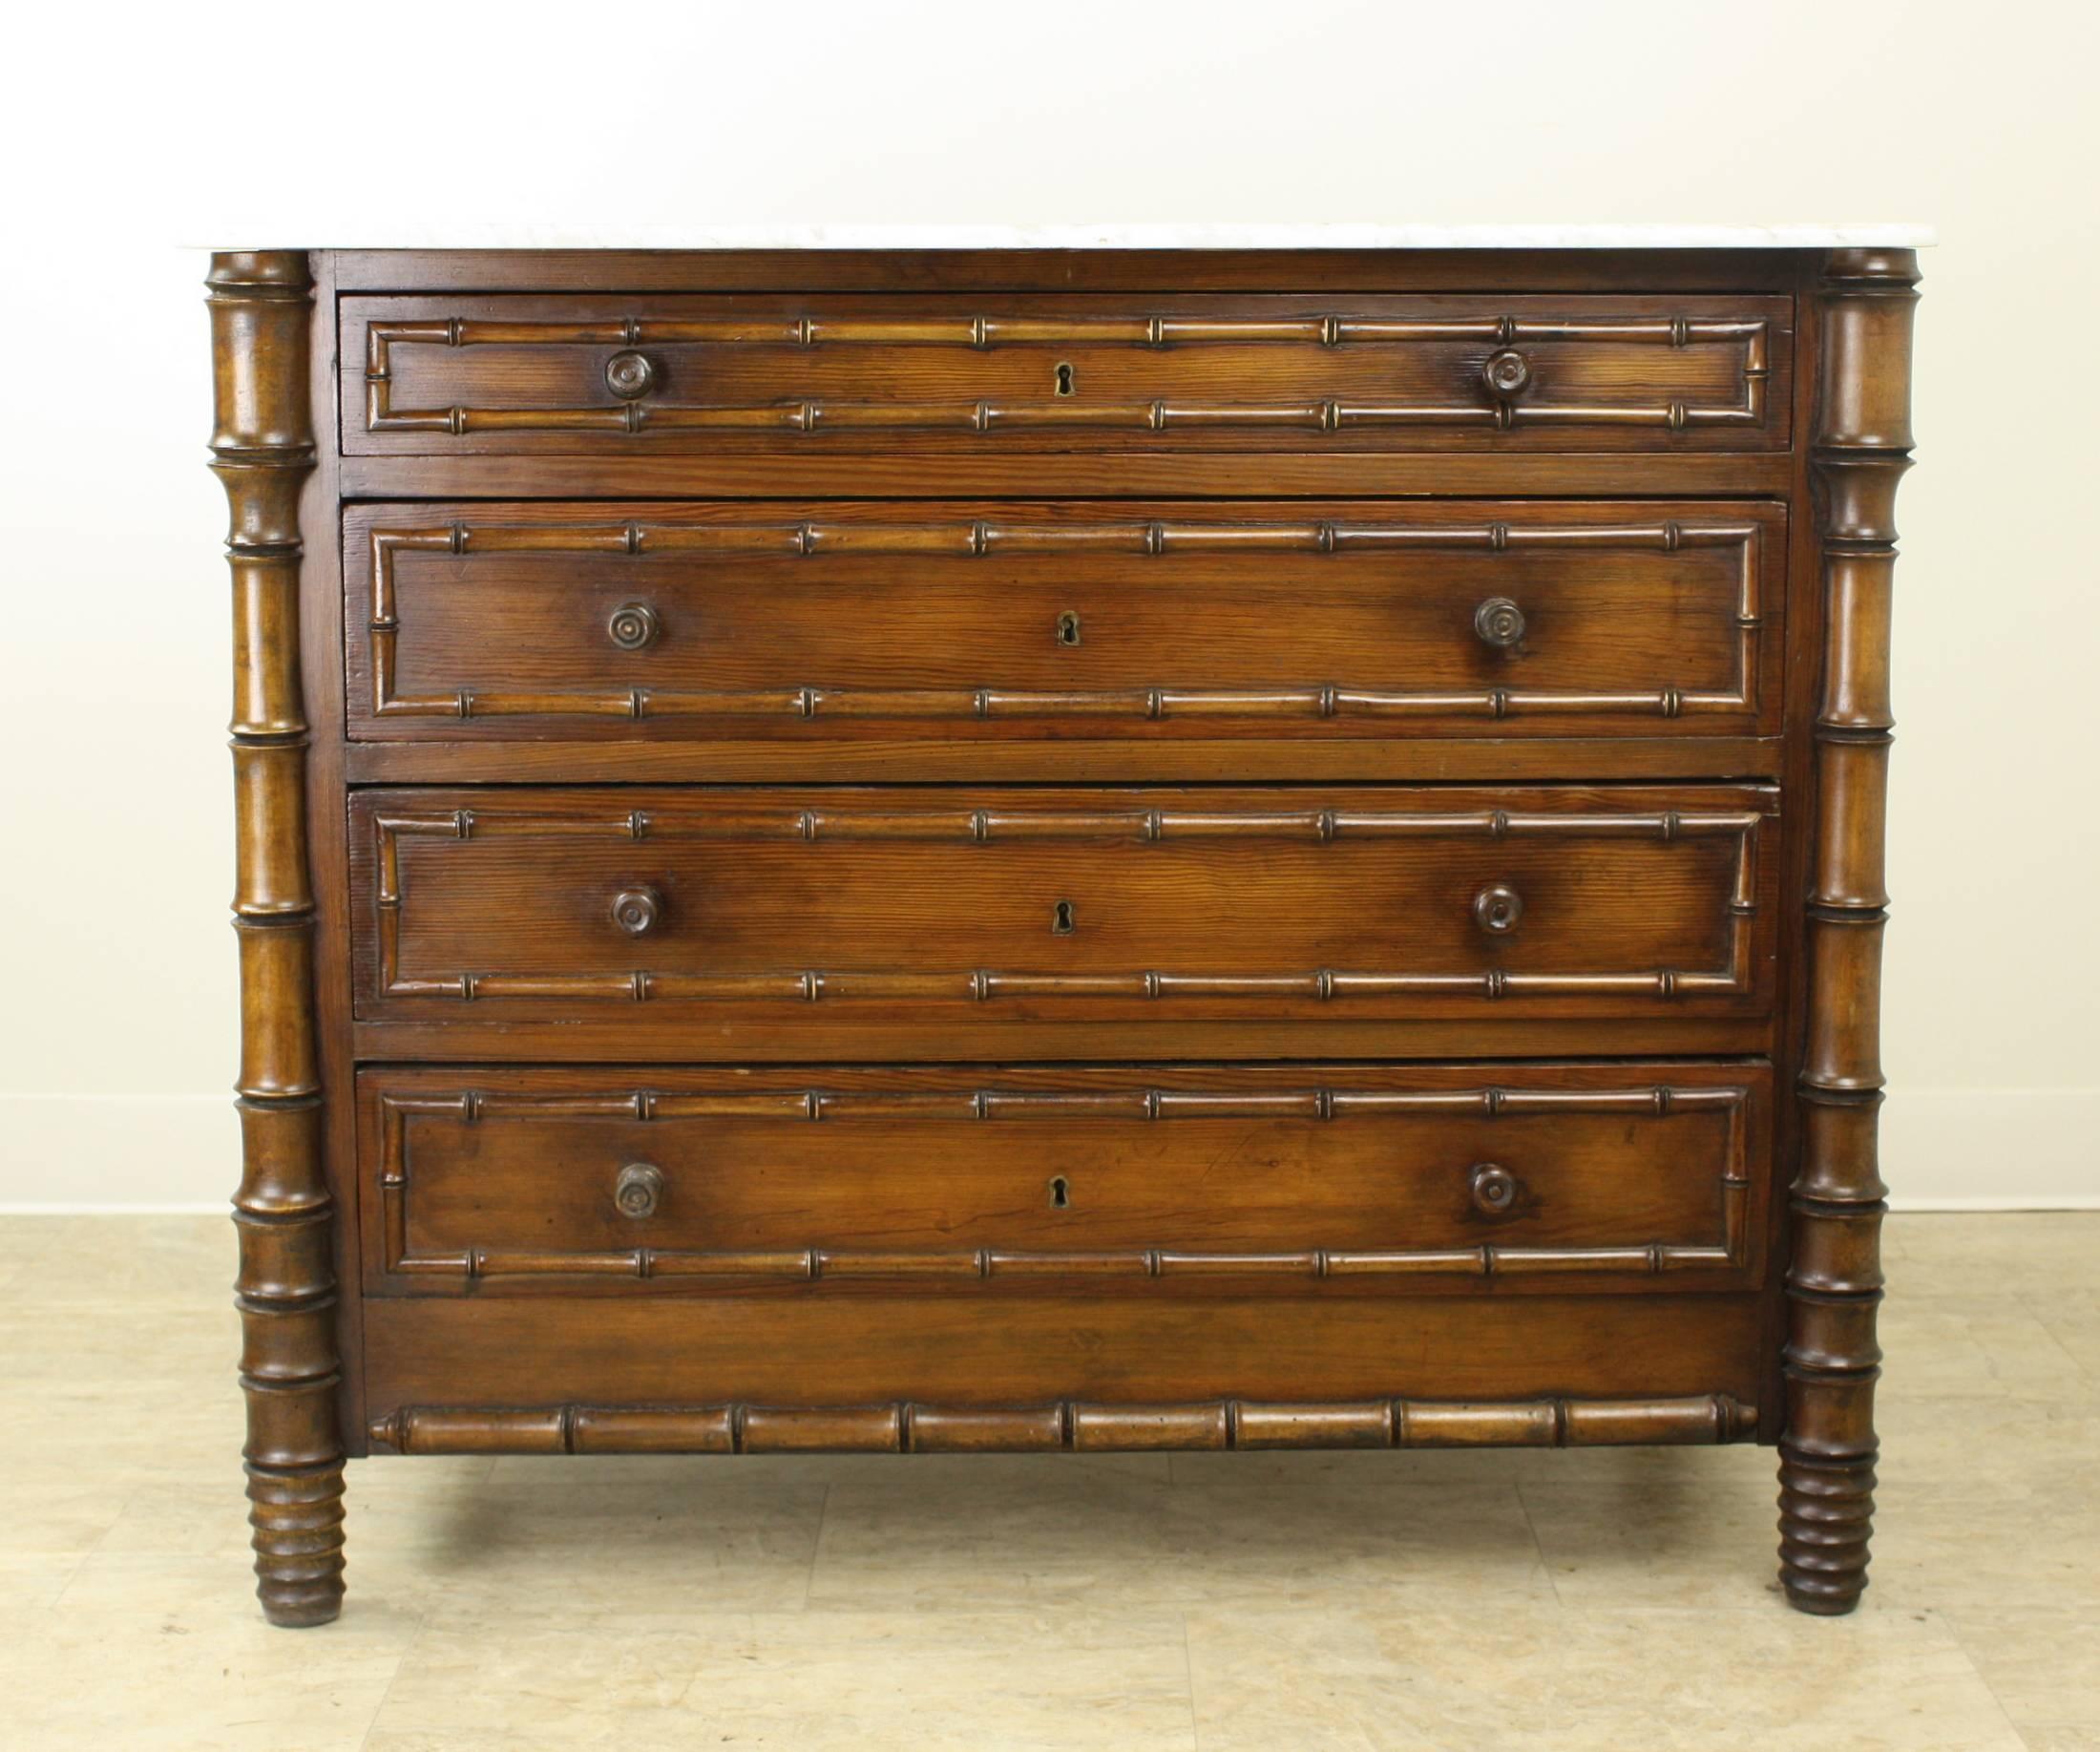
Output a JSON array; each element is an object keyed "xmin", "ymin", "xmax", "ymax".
[{"xmin": 191, "ymin": 223, "xmax": 1936, "ymax": 252}]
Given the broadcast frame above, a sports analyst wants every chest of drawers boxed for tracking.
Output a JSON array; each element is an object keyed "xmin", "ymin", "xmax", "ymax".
[{"xmin": 207, "ymin": 239, "xmax": 1917, "ymax": 1625}]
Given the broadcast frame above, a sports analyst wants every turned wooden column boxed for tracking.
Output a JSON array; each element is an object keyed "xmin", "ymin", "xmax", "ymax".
[
  {"xmin": 209, "ymin": 251, "xmax": 344, "ymax": 1627},
  {"xmin": 1780, "ymin": 246, "xmax": 1918, "ymax": 1615}
]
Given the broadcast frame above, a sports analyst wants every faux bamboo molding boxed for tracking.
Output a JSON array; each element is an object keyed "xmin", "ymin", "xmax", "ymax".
[
  {"xmin": 374, "ymin": 1082, "xmax": 1753, "ymax": 1285},
  {"xmin": 363, "ymin": 312, "xmax": 1771, "ymax": 436},
  {"xmin": 1780, "ymin": 247, "xmax": 1918, "ymax": 1615},
  {"xmin": 366, "ymin": 517, "xmax": 1763, "ymax": 726},
  {"xmin": 210, "ymin": 253, "xmax": 344, "ymax": 1628},
  {"xmin": 368, "ymin": 1393, "xmax": 1758, "ymax": 1455},
  {"xmin": 370, "ymin": 312, "xmax": 1766, "ymax": 350}
]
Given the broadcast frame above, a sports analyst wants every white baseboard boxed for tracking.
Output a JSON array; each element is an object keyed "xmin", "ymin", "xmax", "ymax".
[
  {"xmin": 1879, "ymin": 1087, "xmax": 2100, "ymax": 1208},
  {"xmin": 3, "ymin": 1086, "xmax": 2096, "ymax": 1214},
  {"xmin": 0, "ymin": 1093, "xmax": 231, "ymax": 1212}
]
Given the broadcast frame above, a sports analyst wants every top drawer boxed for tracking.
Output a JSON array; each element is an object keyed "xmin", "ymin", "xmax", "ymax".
[{"xmin": 343, "ymin": 293, "xmax": 1793, "ymax": 456}]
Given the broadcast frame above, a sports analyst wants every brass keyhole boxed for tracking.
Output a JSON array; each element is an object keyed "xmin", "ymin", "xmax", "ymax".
[
  {"xmin": 1048, "ymin": 1175, "xmax": 1071, "ymax": 1208},
  {"xmin": 1054, "ymin": 361, "xmax": 1076, "ymax": 396},
  {"xmin": 1052, "ymin": 899, "xmax": 1077, "ymax": 935},
  {"xmin": 1055, "ymin": 610, "xmax": 1082, "ymax": 647}
]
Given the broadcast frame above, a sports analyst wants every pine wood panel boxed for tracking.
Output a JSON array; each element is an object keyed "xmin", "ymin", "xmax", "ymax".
[
  {"xmin": 360, "ymin": 1291, "xmax": 1768, "ymax": 1424},
  {"xmin": 346, "ymin": 498, "xmax": 1787, "ymax": 744},
  {"xmin": 342, "ymin": 292, "xmax": 1792, "ymax": 456},
  {"xmin": 356, "ymin": 1061, "xmax": 1771, "ymax": 1296},
  {"xmin": 347, "ymin": 785, "xmax": 1780, "ymax": 1043}
]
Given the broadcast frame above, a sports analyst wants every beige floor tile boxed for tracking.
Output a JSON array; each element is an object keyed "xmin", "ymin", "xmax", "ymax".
[
  {"xmin": 693, "ymin": 1609, "xmax": 1197, "ymax": 1750},
  {"xmin": 371, "ymin": 1608, "xmax": 1197, "ymax": 1750},
  {"xmin": 2019, "ymin": 1732, "xmax": 2100, "ymax": 1752},
  {"xmin": 333, "ymin": 1454, "xmax": 496, "ymax": 1552},
  {"xmin": 54, "ymin": 1551, "xmax": 291, "ymax": 1618},
  {"xmin": 809, "ymin": 1460, "xmax": 1550, "ymax": 1608},
  {"xmin": 369, "ymin": 1612, "xmax": 748, "ymax": 1744},
  {"xmin": 1879, "ymin": 1295, "xmax": 2087, "ymax": 1394},
  {"xmin": 0, "ymin": 1214, "xmax": 55, "ymax": 1290},
  {"xmin": 1184, "ymin": 1601, "xmax": 2024, "ymax": 1752},
  {"xmin": 1875, "ymin": 1387, "xmax": 2100, "ymax": 1498},
  {"xmin": 0, "ymin": 1377, "xmax": 246, "ymax": 1475},
  {"xmin": 0, "ymin": 1298, "xmax": 238, "ymax": 1386},
  {"xmin": 1520, "ymin": 1467, "xmax": 1785, "ymax": 1610},
  {"xmin": 9, "ymin": 1214, "xmax": 231, "ymax": 1304},
  {"xmin": 5, "ymin": 1575, "xmax": 419, "ymax": 1752},
  {"xmin": 2026, "ymin": 1293, "xmax": 2100, "ymax": 1380},
  {"xmin": 1885, "ymin": 1214, "xmax": 2098, "ymax": 1300},
  {"xmin": 96, "ymin": 1476, "xmax": 358, "ymax": 1559},
  {"xmin": 7, "ymin": 1475, "xmax": 139, "ymax": 1555},
  {"xmin": 1870, "ymin": 1482, "xmax": 2100, "ymax": 1609},
  {"xmin": 348, "ymin": 1474, "xmax": 830, "ymax": 1615},
  {"xmin": 1944, "ymin": 1606, "xmax": 2100, "ymax": 1726},
  {"xmin": 350, "ymin": 1453, "xmax": 498, "ymax": 1500},
  {"xmin": 0, "ymin": 1551, "xmax": 94, "ymax": 1611}
]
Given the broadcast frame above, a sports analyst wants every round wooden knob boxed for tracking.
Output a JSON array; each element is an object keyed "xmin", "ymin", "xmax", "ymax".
[
  {"xmin": 1473, "ymin": 883, "xmax": 1523, "ymax": 935},
  {"xmin": 1474, "ymin": 597, "xmax": 1526, "ymax": 649},
  {"xmin": 610, "ymin": 887, "xmax": 662, "ymax": 936},
  {"xmin": 1469, "ymin": 1163, "xmax": 1520, "ymax": 1215},
  {"xmin": 1482, "ymin": 349, "xmax": 1531, "ymax": 399},
  {"xmin": 605, "ymin": 350, "xmax": 657, "ymax": 400},
  {"xmin": 607, "ymin": 602, "xmax": 660, "ymax": 651},
  {"xmin": 615, "ymin": 1162, "xmax": 663, "ymax": 1220}
]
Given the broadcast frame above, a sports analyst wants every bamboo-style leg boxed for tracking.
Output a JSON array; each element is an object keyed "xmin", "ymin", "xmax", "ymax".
[
  {"xmin": 1781, "ymin": 247, "xmax": 1918, "ymax": 1615},
  {"xmin": 209, "ymin": 251, "xmax": 344, "ymax": 1627}
]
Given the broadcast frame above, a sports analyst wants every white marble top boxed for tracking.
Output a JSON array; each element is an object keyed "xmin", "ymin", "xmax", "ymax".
[{"xmin": 251, "ymin": 223, "xmax": 1934, "ymax": 252}]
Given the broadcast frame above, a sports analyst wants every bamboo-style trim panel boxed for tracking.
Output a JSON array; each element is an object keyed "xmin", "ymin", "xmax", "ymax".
[
  {"xmin": 368, "ymin": 517, "xmax": 1763, "ymax": 726},
  {"xmin": 375, "ymin": 1082, "xmax": 1752, "ymax": 1284},
  {"xmin": 368, "ymin": 803, "xmax": 1767, "ymax": 1007},
  {"xmin": 372, "ymin": 313, "xmax": 1771, "ymax": 351},
  {"xmin": 363, "ymin": 312, "xmax": 1771, "ymax": 436},
  {"xmin": 1781, "ymin": 247, "xmax": 1918, "ymax": 1616},
  {"xmin": 368, "ymin": 1393, "xmax": 1757, "ymax": 1455},
  {"xmin": 211, "ymin": 251, "xmax": 343, "ymax": 1630},
  {"xmin": 385, "ymin": 1083, "xmax": 1746, "ymax": 1121}
]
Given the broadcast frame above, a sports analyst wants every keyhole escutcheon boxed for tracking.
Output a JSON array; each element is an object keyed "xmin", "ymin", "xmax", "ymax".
[
  {"xmin": 1048, "ymin": 1175, "xmax": 1071, "ymax": 1208},
  {"xmin": 1054, "ymin": 361, "xmax": 1076, "ymax": 396},
  {"xmin": 1055, "ymin": 610, "xmax": 1082, "ymax": 646},
  {"xmin": 1051, "ymin": 898, "xmax": 1077, "ymax": 935}
]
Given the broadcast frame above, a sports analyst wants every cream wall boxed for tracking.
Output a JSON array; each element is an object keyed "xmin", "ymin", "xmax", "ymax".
[{"xmin": 1, "ymin": 0, "xmax": 2093, "ymax": 1208}]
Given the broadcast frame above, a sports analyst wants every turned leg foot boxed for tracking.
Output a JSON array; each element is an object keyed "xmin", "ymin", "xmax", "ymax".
[
  {"xmin": 1777, "ymin": 1447, "xmax": 1875, "ymax": 1615},
  {"xmin": 247, "ymin": 1463, "xmax": 346, "ymax": 1627},
  {"xmin": 215, "ymin": 253, "xmax": 343, "ymax": 1631},
  {"xmin": 1780, "ymin": 250, "xmax": 1914, "ymax": 1622}
]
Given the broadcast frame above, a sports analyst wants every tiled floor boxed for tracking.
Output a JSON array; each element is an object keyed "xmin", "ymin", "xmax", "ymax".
[{"xmin": 4, "ymin": 1213, "xmax": 2095, "ymax": 1749}]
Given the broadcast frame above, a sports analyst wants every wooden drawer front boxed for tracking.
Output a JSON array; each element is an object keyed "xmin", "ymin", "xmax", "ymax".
[
  {"xmin": 363, "ymin": 1294, "xmax": 1766, "ymax": 1428},
  {"xmin": 344, "ymin": 294, "xmax": 1791, "ymax": 454},
  {"xmin": 348, "ymin": 784, "xmax": 1778, "ymax": 1030},
  {"xmin": 347, "ymin": 499, "xmax": 1785, "ymax": 742},
  {"xmin": 359, "ymin": 1063, "xmax": 1770, "ymax": 1294}
]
